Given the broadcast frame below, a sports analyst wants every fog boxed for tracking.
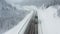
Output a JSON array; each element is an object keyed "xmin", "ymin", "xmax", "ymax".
[
  {"xmin": 0, "ymin": 0, "xmax": 60, "ymax": 34},
  {"xmin": 0, "ymin": 0, "xmax": 30, "ymax": 34}
]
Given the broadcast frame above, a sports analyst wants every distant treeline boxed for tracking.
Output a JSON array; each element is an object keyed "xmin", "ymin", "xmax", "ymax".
[{"xmin": 44, "ymin": 0, "xmax": 60, "ymax": 8}]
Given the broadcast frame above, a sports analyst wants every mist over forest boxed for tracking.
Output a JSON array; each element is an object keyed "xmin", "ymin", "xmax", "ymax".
[
  {"xmin": 0, "ymin": 0, "xmax": 30, "ymax": 34},
  {"xmin": 0, "ymin": 0, "xmax": 60, "ymax": 34}
]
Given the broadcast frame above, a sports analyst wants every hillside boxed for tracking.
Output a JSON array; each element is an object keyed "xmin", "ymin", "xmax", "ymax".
[{"xmin": 0, "ymin": 0, "xmax": 30, "ymax": 34}]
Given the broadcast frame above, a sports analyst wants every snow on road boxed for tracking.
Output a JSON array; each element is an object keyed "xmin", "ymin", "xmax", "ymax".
[{"xmin": 37, "ymin": 6, "xmax": 60, "ymax": 34}]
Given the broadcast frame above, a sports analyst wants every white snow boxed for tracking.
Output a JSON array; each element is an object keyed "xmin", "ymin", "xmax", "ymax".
[
  {"xmin": 3, "ymin": 11, "xmax": 34, "ymax": 34},
  {"xmin": 37, "ymin": 6, "xmax": 60, "ymax": 34}
]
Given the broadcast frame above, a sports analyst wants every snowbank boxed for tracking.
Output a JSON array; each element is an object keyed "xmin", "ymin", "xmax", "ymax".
[
  {"xmin": 3, "ymin": 11, "xmax": 34, "ymax": 34},
  {"xmin": 38, "ymin": 6, "xmax": 60, "ymax": 34}
]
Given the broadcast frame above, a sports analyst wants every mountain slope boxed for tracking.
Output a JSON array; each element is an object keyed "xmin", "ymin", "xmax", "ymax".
[{"xmin": 0, "ymin": 0, "xmax": 30, "ymax": 34}]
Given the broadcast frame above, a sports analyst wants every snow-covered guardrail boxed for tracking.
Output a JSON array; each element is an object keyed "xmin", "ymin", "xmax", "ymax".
[{"xmin": 4, "ymin": 11, "xmax": 34, "ymax": 34}]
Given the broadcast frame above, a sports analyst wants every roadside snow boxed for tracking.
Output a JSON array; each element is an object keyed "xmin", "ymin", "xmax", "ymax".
[
  {"xmin": 3, "ymin": 11, "xmax": 33, "ymax": 34},
  {"xmin": 37, "ymin": 6, "xmax": 60, "ymax": 34}
]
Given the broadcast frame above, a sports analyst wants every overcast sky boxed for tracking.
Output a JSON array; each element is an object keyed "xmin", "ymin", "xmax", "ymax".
[{"xmin": 5, "ymin": 0, "xmax": 53, "ymax": 7}]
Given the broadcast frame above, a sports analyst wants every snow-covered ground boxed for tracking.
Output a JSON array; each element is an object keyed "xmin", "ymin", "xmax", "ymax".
[
  {"xmin": 37, "ymin": 6, "xmax": 60, "ymax": 34},
  {"xmin": 3, "ymin": 11, "xmax": 34, "ymax": 34}
]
